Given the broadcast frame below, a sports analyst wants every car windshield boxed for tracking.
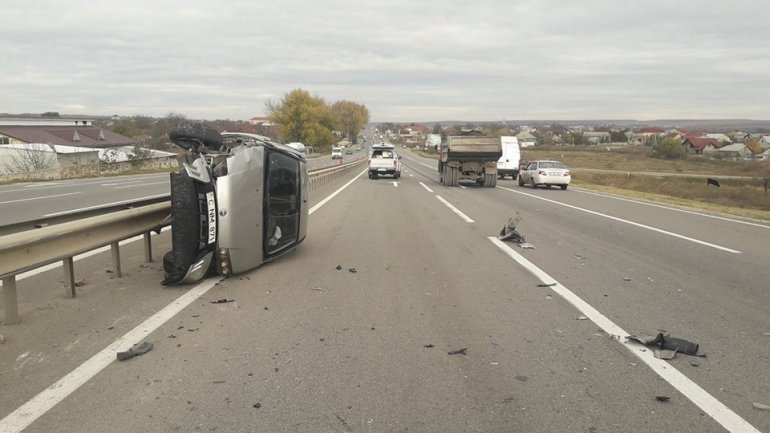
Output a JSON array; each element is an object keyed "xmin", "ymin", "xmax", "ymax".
[{"xmin": 540, "ymin": 161, "xmax": 566, "ymax": 169}]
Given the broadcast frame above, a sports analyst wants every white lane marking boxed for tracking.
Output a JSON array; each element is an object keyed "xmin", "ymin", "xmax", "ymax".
[
  {"xmin": 0, "ymin": 171, "xmax": 350, "ymax": 432},
  {"xmin": 0, "ymin": 192, "xmax": 80, "ymax": 205},
  {"xmin": 114, "ymin": 181, "xmax": 169, "ymax": 189},
  {"xmin": 100, "ymin": 180, "xmax": 142, "ymax": 186},
  {"xmin": 574, "ymin": 188, "xmax": 770, "ymax": 229},
  {"xmin": 309, "ymin": 169, "xmax": 367, "ymax": 215},
  {"xmin": 0, "ymin": 175, "xmax": 168, "ymax": 193},
  {"xmin": 43, "ymin": 194, "xmax": 170, "ymax": 217},
  {"xmin": 392, "ymin": 182, "xmax": 399, "ymax": 187},
  {"xmin": 497, "ymin": 186, "xmax": 741, "ymax": 254},
  {"xmin": 0, "ymin": 277, "xmax": 222, "ymax": 433},
  {"xmin": 419, "ymin": 182, "xmax": 434, "ymax": 193},
  {"xmin": 435, "ymin": 195, "xmax": 474, "ymax": 223},
  {"xmin": 487, "ymin": 237, "xmax": 761, "ymax": 433}
]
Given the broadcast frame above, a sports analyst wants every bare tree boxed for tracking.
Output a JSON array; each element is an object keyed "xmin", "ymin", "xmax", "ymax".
[{"xmin": 1, "ymin": 143, "xmax": 58, "ymax": 174}]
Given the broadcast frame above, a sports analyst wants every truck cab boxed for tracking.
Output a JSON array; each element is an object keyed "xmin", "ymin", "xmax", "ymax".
[
  {"xmin": 331, "ymin": 146, "xmax": 343, "ymax": 159},
  {"xmin": 162, "ymin": 122, "xmax": 308, "ymax": 285}
]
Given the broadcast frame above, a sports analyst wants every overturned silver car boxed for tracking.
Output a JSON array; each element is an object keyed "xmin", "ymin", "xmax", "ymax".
[{"xmin": 162, "ymin": 121, "xmax": 308, "ymax": 285}]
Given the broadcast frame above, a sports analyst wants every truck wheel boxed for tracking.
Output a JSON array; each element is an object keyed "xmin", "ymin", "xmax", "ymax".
[
  {"xmin": 560, "ymin": 184, "xmax": 568, "ymax": 190},
  {"xmin": 450, "ymin": 167, "xmax": 459, "ymax": 186},
  {"xmin": 483, "ymin": 173, "xmax": 496, "ymax": 187},
  {"xmin": 518, "ymin": 175, "xmax": 524, "ymax": 187},
  {"xmin": 440, "ymin": 166, "xmax": 447, "ymax": 185}
]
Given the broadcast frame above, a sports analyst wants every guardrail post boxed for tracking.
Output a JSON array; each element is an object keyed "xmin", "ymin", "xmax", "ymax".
[
  {"xmin": 2, "ymin": 276, "xmax": 19, "ymax": 325},
  {"xmin": 110, "ymin": 242, "xmax": 122, "ymax": 277},
  {"xmin": 63, "ymin": 257, "xmax": 76, "ymax": 298},
  {"xmin": 143, "ymin": 232, "xmax": 153, "ymax": 262}
]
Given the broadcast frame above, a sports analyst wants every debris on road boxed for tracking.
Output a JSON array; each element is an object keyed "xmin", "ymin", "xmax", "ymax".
[
  {"xmin": 654, "ymin": 349, "xmax": 677, "ymax": 360},
  {"xmin": 753, "ymin": 402, "xmax": 770, "ymax": 411},
  {"xmin": 348, "ymin": 268, "xmax": 358, "ymax": 273},
  {"xmin": 0, "ymin": 334, "xmax": 5, "ymax": 344},
  {"xmin": 448, "ymin": 348, "xmax": 467, "ymax": 355},
  {"xmin": 576, "ymin": 315, "xmax": 588, "ymax": 321},
  {"xmin": 423, "ymin": 344, "xmax": 435, "ymax": 348},
  {"xmin": 498, "ymin": 214, "xmax": 525, "ymax": 241},
  {"xmin": 623, "ymin": 277, "xmax": 632, "ymax": 281},
  {"xmin": 514, "ymin": 375, "xmax": 528, "ymax": 382},
  {"xmin": 211, "ymin": 299, "xmax": 234, "ymax": 304},
  {"xmin": 253, "ymin": 402, "xmax": 262, "ymax": 409},
  {"xmin": 629, "ymin": 332, "xmax": 704, "ymax": 356},
  {"xmin": 75, "ymin": 280, "xmax": 85, "ymax": 287},
  {"xmin": 519, "ymin": 243, "xmax": 536, "ymax": 249},
  {"xmin": 655, "ymin": 396, "xmax": 671, "ymax": 402},
  {"xmin": 117, "ymin": 342, "xmax": 154, "ymax": 361},
  {"xmin": 537, "ymin": 283, "xmax": 556, "ymax": 287},
  {"xmin": 335, "ymin": 265, "xmax": 342, "ymax": 270}
]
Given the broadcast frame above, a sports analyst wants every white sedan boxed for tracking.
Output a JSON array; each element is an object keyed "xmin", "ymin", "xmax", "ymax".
[{"xmin": 518, "ymin": 160, "xmax": 571, "ymax": 190}]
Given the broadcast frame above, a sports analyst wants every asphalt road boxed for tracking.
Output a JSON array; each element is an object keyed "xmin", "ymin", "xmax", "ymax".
[{"xmin": 1, "ymin": 149, "xmax": 769, "ymax": 432}]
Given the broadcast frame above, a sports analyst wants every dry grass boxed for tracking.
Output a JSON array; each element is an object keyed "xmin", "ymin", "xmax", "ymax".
[{"xmin": 529, "ymin": 146, "xmax": 770, "ymax": 221}]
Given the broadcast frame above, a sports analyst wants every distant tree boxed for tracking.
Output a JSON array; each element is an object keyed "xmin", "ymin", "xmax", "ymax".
[
  {"xmin": 41, "ymin": 111, "xmax": 60, "ymax": 117},
  {"xmin": 331, "ymin": 100, "xmax": 370, "ymax": 144},
  {"xmin": 132, "ymin": 115, "xmax": 154, "ymax": 130},
  {"xmin": 266, "ymin": 88, "xmax": 336, "ymax": 148},
  {"xmin": 110, "ymin": 120, "xmax": 137, "ymax": 137},
  {"xmin": 432, "ymin": 123, "xmax": 442, "ymax": 134},
  {"xmin": 610, "ymin": 129, "xmax": 630, "ymax": 143},
  {"xmin": 744, "ymin": 138, "xmax": 763, "ymax": 154},
  {"xmin": 150, "ymin": 112, "xmax": 187, "ymax": 149},
  {"xmin": 651, "ymin": 137, "xmax": 686, "ymax": 159}
]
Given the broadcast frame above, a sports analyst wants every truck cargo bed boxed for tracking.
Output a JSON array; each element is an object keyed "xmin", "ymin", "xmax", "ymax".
[{"xmin": 445, "ymin": 137, "xmax": 502, "ymax": 160}]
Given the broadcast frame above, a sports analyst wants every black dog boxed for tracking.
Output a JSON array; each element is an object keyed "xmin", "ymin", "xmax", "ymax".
[{"xmin": 706, "ymin": 178, "xmax": 720, "ymax": 187}]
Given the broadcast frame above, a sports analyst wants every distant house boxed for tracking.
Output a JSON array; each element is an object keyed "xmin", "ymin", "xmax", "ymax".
[
  {"xmin": 515, "ymin": 130, "xmax": 537, "ymax": 147},
  {"xmin": 705, "ymin": 133, "xmax": 732, "ymax": 144},
  {"xmin": 716, "ymin": 142, "xmax": 751, "ymax": 159},
  {"xmin": 583, "ymin": 131, "xmax": 611, "ymax": 144},
  {"xmin": 682, "ymin": 136, "xmax": 721, "ymax": 154},
  {"xmin": 0, "ymin": 115, "xmax": 134, "ymax": 148}
]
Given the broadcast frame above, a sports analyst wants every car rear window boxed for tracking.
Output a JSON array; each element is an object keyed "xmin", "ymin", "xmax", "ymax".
[
  {"xmin": 372, "ymin": 150, "xmax": 394, "ymax": 158},
  {"xmin": 540, "ymin": 161, "xmax": 566, "ymax": 169}
]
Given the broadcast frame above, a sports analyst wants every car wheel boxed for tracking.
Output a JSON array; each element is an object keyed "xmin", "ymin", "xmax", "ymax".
[
  {"xmin": 518, "ymin": 175, "xmax": 524, "ymax": 187},
  {"xmin": 560, "ymin": 184, "xmax": 568, "ymax": 190}
]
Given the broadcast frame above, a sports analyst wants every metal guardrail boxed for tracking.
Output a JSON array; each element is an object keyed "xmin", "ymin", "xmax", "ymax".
[{"xmin": 0, "ymin": 159, "xmax": 366, "ymax": 324}]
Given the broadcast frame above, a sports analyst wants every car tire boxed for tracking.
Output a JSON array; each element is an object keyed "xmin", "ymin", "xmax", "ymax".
[
  {"xmin": 483, "ymin": 173, "xmax": 496, "ymax": 187},
  {"xmin": 518, "ymin": 175, "xmax": 524, "ymax": 187},
  {"xmin": 560, "ymin": 185, "xmax": 568, "ymax": 190}
]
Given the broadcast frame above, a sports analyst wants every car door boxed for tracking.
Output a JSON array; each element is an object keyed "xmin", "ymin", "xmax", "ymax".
[{"xmin": 524, "ymin": 162, "xmax": 537, "ymax": 182}]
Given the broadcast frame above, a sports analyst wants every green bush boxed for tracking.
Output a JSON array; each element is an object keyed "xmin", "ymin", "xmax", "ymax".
[{"xmin": 652, "ymin": 138, "xmax": 686, "ymax": 159}]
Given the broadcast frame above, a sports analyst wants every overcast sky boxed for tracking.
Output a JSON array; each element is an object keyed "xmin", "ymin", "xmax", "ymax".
[{"xmin": 3, "ymin": 0, "xmax": 769, "ymax": 122}]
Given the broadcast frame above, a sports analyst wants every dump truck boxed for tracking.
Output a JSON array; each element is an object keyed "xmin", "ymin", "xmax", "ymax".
[{"xmin": 437, "ymin": 134, "xmax": 503, "ymax": 187}]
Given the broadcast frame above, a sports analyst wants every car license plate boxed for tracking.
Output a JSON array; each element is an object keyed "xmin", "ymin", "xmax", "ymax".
[
  {"xmin": 206, "ymin": 191, "xmax": 216, "ymax": 244},
  {"xmin": 378, "ymin": 168, "xmax": 386, "ymax": 172},
  {"xmin": 549, "ymin": 172, "xmax": 559, "ymax": 176}
]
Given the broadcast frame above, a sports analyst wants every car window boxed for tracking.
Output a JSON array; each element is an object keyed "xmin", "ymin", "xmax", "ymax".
[
  {"xmin": 265, "ymin": 151, "xmax": 300, "ymax": 256},
  {"xmin": 527, "ymin": 162, "xmax": 537, "ymax": 170},
  {"xmin": 541, "ymin": 161, "xmax": 566, "ymax": 169}
]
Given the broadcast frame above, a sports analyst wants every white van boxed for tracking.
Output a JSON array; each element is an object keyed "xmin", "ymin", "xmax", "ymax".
[
  {"xmin": 331, "ymin": 146, "xmax": 343, "ymax": 159},
  {"xmin": 497, "ymin": 136, "xmax": 520, "ymax": 179}
]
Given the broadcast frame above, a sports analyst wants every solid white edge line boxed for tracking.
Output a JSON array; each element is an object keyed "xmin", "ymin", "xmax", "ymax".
[
  {"xmin": 1, "ymin": 173, "xmax": 357, "ymax": 432},
  {"xmin": 487, "ymin": 237, "xmax": 760, "ymax": 433},
  {"xmin": 574, "ymin": 188, "xmax": 770, "ymax": 229},
  {"xmin": 435, "ymin": 195, "xmax": 474, "ymax": 223},
  {"xmin": 114, "ymin": 181, "xmax": 169, "ymax": 189},
  {"xmin": 309, "ymin": 169, "xmax": 367, "ymax": 215},
  {"xmin": 0, "ymin": 277, "xmax": 223, "ymax": 433},
  {"xmin": 419, "ymin": 182, "xmax": 434, "ymax": 193},
  {"xmin": 497, "ymin": 186, "xmax": 741, "ymax": 254}
]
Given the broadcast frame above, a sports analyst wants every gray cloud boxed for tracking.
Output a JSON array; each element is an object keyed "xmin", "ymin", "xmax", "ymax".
[{"xmin": 2, "ymin": 0, "xmax": 769, "ymax": 121}]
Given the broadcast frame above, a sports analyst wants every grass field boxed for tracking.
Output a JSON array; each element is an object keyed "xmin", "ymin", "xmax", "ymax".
[{"xmin": 415, "ymin": 146, "xmax": 770, "ymax": 222}]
